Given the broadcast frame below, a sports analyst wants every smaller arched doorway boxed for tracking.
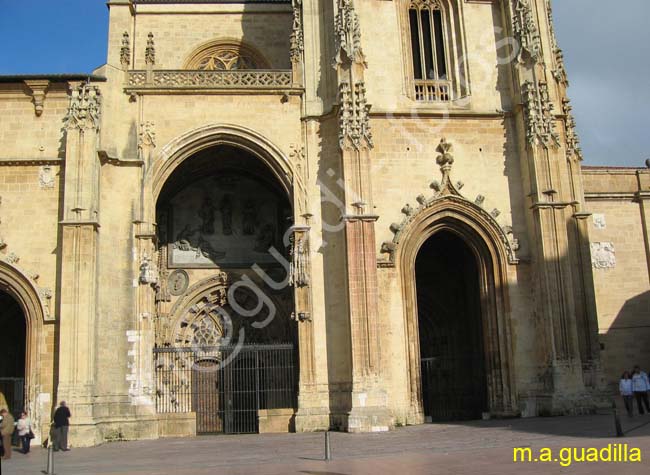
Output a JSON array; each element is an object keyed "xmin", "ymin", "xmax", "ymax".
[
  {"xmin": 0, "ymin": 290, "xmax": 27, "ymax": 415},
  {"xmin": 416, "ymin": 230, "xmax": 487, "ymax": 421},
  {"xmin": 396, "ymin": 198, "xmax": 517, "ymax": 423}
]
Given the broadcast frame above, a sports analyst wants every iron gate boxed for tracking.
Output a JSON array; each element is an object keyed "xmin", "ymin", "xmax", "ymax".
[
  {"xmin": 0, "ymin": 378, "xmax": 25, "ymax": 416},
  {"xmin": 421, "ymin": 355, "xmax": 486, "ymax": 422},
  {"xmin": 154, "ymin": 344, "xmax": 296, "ymax": 434}
]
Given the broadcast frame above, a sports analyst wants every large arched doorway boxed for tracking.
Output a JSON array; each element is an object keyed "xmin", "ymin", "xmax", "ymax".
[
  {"xmin": 0, "ymin": 290, "xmax": 27, "ymax": 415},
  {"xmin": 152, "ymin": 144, "xmax": 298, "ymax": 434},
  {"xmin": 397, "ymin": 198, "xmax": 518, "ymax": 424},
  {"xmin": 416, "ymin": 230, "xmax": 487, "ymax": 421}
]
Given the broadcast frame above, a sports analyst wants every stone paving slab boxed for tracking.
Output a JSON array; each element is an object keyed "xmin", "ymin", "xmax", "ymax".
[{"xmin": 2, "ymin": 415, "xmax": 650, "ymax": 474}]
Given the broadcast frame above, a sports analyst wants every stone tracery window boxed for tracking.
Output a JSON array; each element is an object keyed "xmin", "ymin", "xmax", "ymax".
[
  {"xmin": 401, "ymin": 0, "xmax": 468, "ymax": 103},
  {"xmin": 408, "ymin": 0, "xmax": 450, "ymax": 102},
  {"xmin": 184, "ymin": 42, "xmax": 270, "ymax": 71},
  {"xmin": 409, "ymin": 0, "xmax": 447, "ymax": 82}
]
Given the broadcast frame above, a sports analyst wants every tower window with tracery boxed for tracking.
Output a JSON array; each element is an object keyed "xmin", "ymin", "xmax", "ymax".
[{"xmin": 407, "ymin": 0, "xmax": 451, "ymax": 101}]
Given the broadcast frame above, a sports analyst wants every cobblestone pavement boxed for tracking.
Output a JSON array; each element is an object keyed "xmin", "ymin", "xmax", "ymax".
[{"xmin": 2, "ymin": 415, "xmax": 650, "ymax": 475}]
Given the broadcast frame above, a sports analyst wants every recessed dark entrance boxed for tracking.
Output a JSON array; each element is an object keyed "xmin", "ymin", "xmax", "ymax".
[
  {"xmin": 416, "ymin": 230, "xmax": 487, "ymax": 421},
  {"xmin": 0, "ymin": 290, "xmax": 26, "ymax": 415}
]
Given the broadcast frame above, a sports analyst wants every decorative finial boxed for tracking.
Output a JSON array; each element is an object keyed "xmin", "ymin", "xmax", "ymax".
[{"xmin": 436, "ymin": 138, "xmax": 454, "ymax": 167}]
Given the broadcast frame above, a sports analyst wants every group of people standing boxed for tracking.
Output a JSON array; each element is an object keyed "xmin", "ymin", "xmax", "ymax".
[
  {"xmin": 0, "ymin": 401, "xmax": 71, "ymax": 460},
  {"xmin": 619, "ymin": 365, "xmax": 650, "ymax": 416},
  {"xmin": 0, "ymin": 409, "xmax": 33, "ymax": 459}
]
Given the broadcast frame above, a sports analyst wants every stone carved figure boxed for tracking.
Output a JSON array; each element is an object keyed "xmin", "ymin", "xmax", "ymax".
[
  {"xmin": 198, "ymin": 195, "xmax": 217, "ymax": 235},
  {"xmin": 220, "ymin": 195, "xmax": 233, "ymax": 235},
  {"xmin": 255, "ymin": 224, "xmax": 275, "ymax": 253},
  {"xmin": 172, "ymin": 224, "xmax": 224, "ymax": 260},
  {"xmin": 289, "ymin": 232, "xmax": 310, "ymax": 287},
  {"xmin": 120, "ymin": 31, "xmax": 131, "ymax": 69},
  {"xmin": 145, "ymin": 32, "xmax": 155, "ymax": 66},
  {"xmin": 242, "ymin": 200, "xmax": 257, "ymax": 235},
  {"xmin": 139, "ymin": 254, "xmax": 159, "ymax": 285}
]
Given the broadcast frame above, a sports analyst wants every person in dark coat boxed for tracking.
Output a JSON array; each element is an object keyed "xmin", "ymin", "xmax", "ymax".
[{"xmin": 52, "ymin": 401, "xmax": 71, "ymax": 451}]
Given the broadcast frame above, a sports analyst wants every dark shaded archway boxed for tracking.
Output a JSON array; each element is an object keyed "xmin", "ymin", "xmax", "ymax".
[
  {"xmin": 415, "ymin": 230, "xmax": 487, "ymax": 421},
  {"xmin": 0, "ymin": 289, "xmax": 27, "ymax": 414}
]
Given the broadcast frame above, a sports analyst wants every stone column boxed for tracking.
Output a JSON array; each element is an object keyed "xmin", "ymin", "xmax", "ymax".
[
  {"xmin": 332, "ymin": 0, "xmax": 392, "ymax": 432},
  {"xmin": 505, "ymin": 0, "xmax": 587, "ymax": 412},
  {"xmin": 57, "ymin": 82, "xmax": 103, "ymax": 445}
]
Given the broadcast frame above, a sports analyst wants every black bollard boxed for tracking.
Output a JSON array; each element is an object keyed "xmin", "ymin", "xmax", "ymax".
[
  {"xmin": 324, "ymin": 431, "xmax": 332, "ymax": 461},
  {"xmin": 45, "ymin": 443, "xmax": 56, "ymax": 475},
  {"xmin": 612, "ymin": 400, "xmax": 624, "ymax": 438}
]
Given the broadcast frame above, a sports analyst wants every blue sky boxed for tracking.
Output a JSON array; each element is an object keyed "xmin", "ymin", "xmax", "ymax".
[{"xmin": 0, "ymin": 0, "xmax": 648, "ymax": 166}]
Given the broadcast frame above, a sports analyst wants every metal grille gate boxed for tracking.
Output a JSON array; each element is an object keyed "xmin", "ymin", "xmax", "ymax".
[
  {"xmin": 154, "ymin": 344, "xmax": 296, "ymax": 434},
  {"xmin": 421, "ymin": 354, "xmax": 486, "ymax": 422},
  {"xmin": 0, "ymin": 378, "xmax": 25, "ymax": 416}
]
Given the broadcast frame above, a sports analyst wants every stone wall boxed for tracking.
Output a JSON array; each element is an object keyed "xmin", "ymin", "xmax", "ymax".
[{"xmin": 583, "ymin": 167, "xmax": 650, "ymax": 386}]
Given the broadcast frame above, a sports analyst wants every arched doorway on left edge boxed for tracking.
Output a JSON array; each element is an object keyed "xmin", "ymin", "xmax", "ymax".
[{"xmin": 0, "ymin": 289, "xmax": 27, "ymax": 417}]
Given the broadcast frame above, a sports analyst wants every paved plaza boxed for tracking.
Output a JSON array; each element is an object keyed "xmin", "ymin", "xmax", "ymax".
[{"xmin": 2, "ymin": 414, "xmax": 650, "ymax": 474}]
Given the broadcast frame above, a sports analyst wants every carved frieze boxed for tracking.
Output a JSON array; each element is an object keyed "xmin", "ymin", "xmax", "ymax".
[
  {"xmin": 521, "ymin": 80, "xmax": 560, "ymax": 148},
  {"xmin": 512, "ymin": 0, "xmax": 542, "ymax": 63},
  {"xmin": 339, "ymin": 81, "xmax": 373, "ymax": 150},
  {"xmin": 290, "ymin": 0, "xmax": 304, "ymax": 63},
  {"xmin": 145, "ymin": 32, "xmax": 156, "ymax": 66},
  {"xmin": 64, "ymin": 83, "xmax": 102, "ymax": 131},
  {"xmin": 591, "ymin": 242, "xmax": 616, "ymax": 269},
  {"xmin": 562, "ymin": 98, "xmax": 583, "ymax": 161},
  {"xmin": 120, "ymin": 31, "xmax": 131, "ymax": 69},
  {"xmin": 334, "ymin": 0, "xmax": 365, "ymax": 65}
]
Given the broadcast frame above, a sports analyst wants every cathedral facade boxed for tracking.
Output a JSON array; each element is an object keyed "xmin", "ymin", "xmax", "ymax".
[{"xmin": 1, "ymin": 0, "xmax": 648, "ymax": 447}]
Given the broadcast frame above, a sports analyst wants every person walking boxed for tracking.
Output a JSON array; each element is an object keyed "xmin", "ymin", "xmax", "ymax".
[
  {"xmin": 0, "ymin": 408, "xmax": 15, "ymax": 460},
  {"xmin": 52, "ymin": 401, "xmax": 71, "ymax": 451},
  {"xmin": 619, "ymin": 371, "xmax": 634, "ymax": 416},
  {"xmin": 16, "ymin": 411, "xmax": 32, "ymax": 454},
  {"xmin": 631, "ymin": 365, "xmax": 650, "ymax": 415}
]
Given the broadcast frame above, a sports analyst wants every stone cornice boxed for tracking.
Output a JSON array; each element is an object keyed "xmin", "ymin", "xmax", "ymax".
[{"xmin": 0, "ymin": 157, "xmax": 62, "ymax": 166}]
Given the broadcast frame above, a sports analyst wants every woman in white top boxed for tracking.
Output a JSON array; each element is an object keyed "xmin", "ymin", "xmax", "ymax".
[
  {"xmin": 632, "ymin": 366, "xmax": 650, "ymax": 415},
  {"xmin": 16, "ymin": 411, "xmax": 32, "ymax": 454},
  {"xmin": 619, "ymin": 371, "xmax": 634, "ymax": 416}
]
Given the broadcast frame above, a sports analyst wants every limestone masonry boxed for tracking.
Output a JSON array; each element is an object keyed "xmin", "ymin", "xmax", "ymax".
[{"xmin": 0, "ymin": 0, "xmax": 647, "ymax": 447}]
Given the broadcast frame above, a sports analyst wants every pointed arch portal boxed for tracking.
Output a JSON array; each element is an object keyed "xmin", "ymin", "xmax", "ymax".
[{"xmin": 396, "ymin": 197, "xmax": 518, "ymax": 422}]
